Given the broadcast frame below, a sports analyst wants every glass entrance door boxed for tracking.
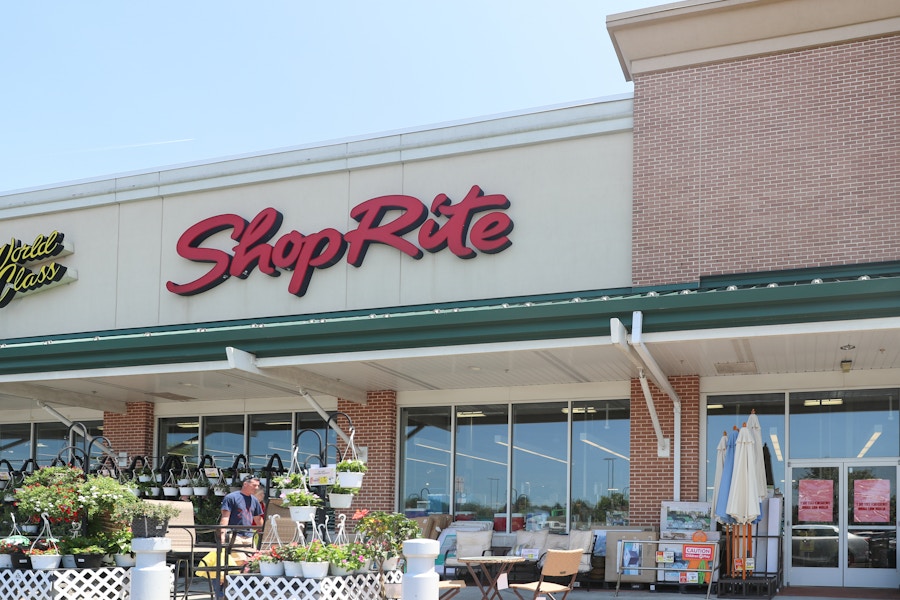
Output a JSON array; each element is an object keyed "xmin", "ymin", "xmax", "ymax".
[{"xmin": 788, "ymin": 461, "xmax": 897, "ymax": 588}]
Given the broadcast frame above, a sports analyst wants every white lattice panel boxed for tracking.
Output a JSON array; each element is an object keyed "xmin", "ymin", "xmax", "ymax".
[
  {"xmin": 225, "ymin": 571, "xmax": 402, "ymax": 600},
  {"xmin": 0, "ymin": 565, "xmax": 175, "ymax": 600}
]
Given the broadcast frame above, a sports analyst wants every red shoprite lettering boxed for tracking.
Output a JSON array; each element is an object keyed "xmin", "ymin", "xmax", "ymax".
[
  {"xmin": 166, "ymin": 185, "xmax": 513, "ymax": 297},
  {"xmin": 0, "ymin": 232, "xmax": 69, "ymax": 308}
]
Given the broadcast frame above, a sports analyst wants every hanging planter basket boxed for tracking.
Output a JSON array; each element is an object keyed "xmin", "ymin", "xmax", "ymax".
[
  {"xmin": 288, "ymin": 506, "xmax": 318, "ymax": 522},
  {"xmin": 29, "ymin": 553, "xmax": 61, "ymax": 570},
  {"xmin": 328, "ymin": 493, "xmax": 354, "ymax": 509},
  {"xmin": 336, "ymin": 471, "xmax": 364, "ymax": 489},
  {"xmin": 131, "ymin": 517, "xmax": 170, "ymax": 538}
]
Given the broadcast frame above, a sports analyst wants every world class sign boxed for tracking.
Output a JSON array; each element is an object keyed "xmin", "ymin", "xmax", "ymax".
[
  {"xmin": 167, "ymin": 185, "xmax": 514, "ymax": 298},
  {"xmin": 0, "ymin": 232, "xmax": 70, "ymax": 308}
]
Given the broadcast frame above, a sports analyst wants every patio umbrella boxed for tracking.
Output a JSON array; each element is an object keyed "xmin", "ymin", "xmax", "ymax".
[
  {"xmin": 710, "ymin": 431, "xmax": 727, "ymax": 519},
  {"xmin": 726, "ymin": 423, "xmax": 762, "ymax": 579},
  {"xmin": 747, "ymin": 410, "xmax": 767, "ymax": 501},
  {"xmin": 714, "ymin": 427, "xmax": 739, "ymax": 524}
]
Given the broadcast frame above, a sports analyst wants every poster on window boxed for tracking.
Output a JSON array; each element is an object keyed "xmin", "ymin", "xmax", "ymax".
[
  {"xmin": 798, "ymin": 479, "xmax": 833, "ymax": 522},
  {"xmin": 854, "ymin": 479, "xmax": 890, "ymax": 523}
]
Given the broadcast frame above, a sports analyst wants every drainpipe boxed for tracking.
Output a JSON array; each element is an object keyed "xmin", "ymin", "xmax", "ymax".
[{"xmin": 631, "ymin": 311, "xmax": 682, "ymax": 502}]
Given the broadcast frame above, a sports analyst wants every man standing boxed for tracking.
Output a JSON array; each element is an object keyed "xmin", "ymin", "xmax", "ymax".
[{"xmin": 219, "ymin": 476, "xmax": 264, "ymax": 546}]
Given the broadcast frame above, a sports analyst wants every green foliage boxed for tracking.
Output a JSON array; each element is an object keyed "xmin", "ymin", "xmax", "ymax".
[{"xmin": 336, "ymin": 460, "xmax": 368, "ymax": 473}]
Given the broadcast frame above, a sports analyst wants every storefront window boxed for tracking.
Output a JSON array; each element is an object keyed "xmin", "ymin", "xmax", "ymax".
[
  {"xmin": 204, "ymin": 415, "xmax": 246, "ymax": 470},
  {"xmin": 455, "ymin": 404, "xmax": 508, "ymax": 521},
  {"xmin": 0, "ymin": 423, "xmax": 31, "ymax": 467},
  {"xmin": 158, "ymin": 417, "xmax": 200, "ymax": 465},
  {"xmin": 509, "ymin": 403, "xmax": 569, "ymax": 532},
  {"xmin": 35, "ymin": 420, "xmax": 102, "ymax": 466},
  {"xmin": 790, "ymin": 389, "xmax": 899, "ymax": 459},
  {"xmin": 400, "ymin": 407, "xmax": 451, "ymax": 516},
  {"xmin": 572, "ymin": 399, "xmax": 630, "ymax": 528},
  {"xmin": 295, "ymin": 413, "xmax": 329, "ymax": 466},
  {"xmin": 248, "ymin": 413, "xmax": 292, "ymax": 472},
  {"xmin": 707, "ymin": 393, "xmax": 786, "ymax": 498}
]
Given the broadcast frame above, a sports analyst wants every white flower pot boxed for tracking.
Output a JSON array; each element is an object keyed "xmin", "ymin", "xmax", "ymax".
[
  {"xmin": 337, "ymin": 471, "xmax": 364, "ymax": 488},
  {"xmin": 283, "ymin": 560, "xmax": 304, "ymax": 577},
  {"xmin": 330, "ymin": 563, "xmax": 352, "ymax": 576},
  {"xmin": 381, "ymin": 556, "xmax": 400, "ymax": 571},
  {"xmin": 0, "ymin": 554, "xmax": 11, "ymax": 569},
  {"xmin": 138, "ymin": 475, "xmax": 152, "ymax": 483},
  {"xmin": 114, "ymin": 553, "xmax": 136, "ymax": 567},
  {"xmin": 178, "ymin": 486, "xmax": 193, "ymax": 496},
  {"xmin": 162, "ymin": 486, "xmax": 179, "ymax": 497},
  {"xmin": 289, "ymin": 506, "xmax": 318, "ymax": 522},
  {"xmin": 214, "ymin": 489, "xmax": 228, "ymax": 497},
  {"xmin": 30, "ymin": 554, "xmax": 62, "ymax": 570},
  {"xmin": 177, "ymin": 478, "xmax": 191, "ymax": 486},
  {"xmin": 148, "ymin": 487, "xmax": 160, "ymax": 496},
  {"xmin": 193, "ymin": 486, "xmax": 208, "ymax": 496},
  {"xmin": 62, "ymin": 554, "xmax": 77, "ymax": 568},
  {"xmin": 300, "ymin": 560, "xmax": 329, "ymax": 578},
  {"xmin": 259, "ymin": 560, "xmax": 284, "ymax": 576},
  {"xmin": 329, "ymin": 493, "xmax": 353, "ymax": 509}
]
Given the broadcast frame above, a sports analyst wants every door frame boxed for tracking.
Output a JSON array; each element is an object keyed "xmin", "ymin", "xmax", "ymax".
[{"xmin": 786, "ymin": 459, "xmax": 898, "ymax": 588}]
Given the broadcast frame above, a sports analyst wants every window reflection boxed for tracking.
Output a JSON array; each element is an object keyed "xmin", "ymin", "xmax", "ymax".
[
  {"xmin": 158, "ymin": 417, "xmax": 200, "ymax": 464},
  {"xmin": 248, "ymin": 413, "xmax": 292, "ymax": 472},
  {"xmin": 510, "ymin": 402, "xmax": 568, "ymax": 531},
  {"xmin": 0, "ymin": 423, "xmax": 31, "ymax": 467},
  {"xmin": 790, "ymin": 390, "xmax": 899, "ymax": 459},
  {"xmin": 35, "ymin": 421, "xmax": 102, "ymax": 466},
  {"xmin": 400, "ymin": 407, "xmax": 451, "ymax": 516},
  {"xmin": 294, "ymin": 414, "xmax": 328, "ymax": 466},
  {"xmin": 455, "ymin": 404, "xmax": 508, "ymax": 522},
  {"xmin": 572, "ymin": 399, "xmax": 630, "ymax": 528}
]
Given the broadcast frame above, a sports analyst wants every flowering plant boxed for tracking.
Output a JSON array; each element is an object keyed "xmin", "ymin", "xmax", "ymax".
[
  {"xmin": 79, "ymin": 474, "xmax": 140, "ymax": 518},
  {"xmin": 27, "ymin": 546, "xmax": 60, "ymax": 556},
  {"xmin": 70, "ymin": 544, "xmax": 106, "ymax": 555},
  {"xmin": 15, "ymin": 466, "xmax": 84, "ymax": 523},
  {"xmin": 354, "ymin": 511, "xmax": 421, "ymax": 561},
  {"xmin": 258, "ymin": 546, "xmax": 288, "ymax": 563},
  {"xmin": 328, "ymin": 542, "xmax": 367, "ymax": 571},
  {"xmin": 328, "ymin": 484, "xmax": 360, "ymax": 496},
  {"xmin": 276, "ymin": 543, "xmax": 307, "ymax": 562},
  {"xmin": 0, "ymin": 540, "xmax": 26, "ymax": 555},
  {"xmin": 282, "ymin": 489, "xmax": 322, "ymax": 507},
  {"xmin": 300, "ymin": 540, "xmax": 330, "ymax": 562},
  {"xmin": 271, "ymin": 473, "xmax": 306, "ymax": 490}
]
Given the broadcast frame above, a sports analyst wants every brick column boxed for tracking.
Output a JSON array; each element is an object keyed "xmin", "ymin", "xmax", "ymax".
[
  {"xmin": 103, "ymin": 401, "xmax": 155, "ymax": 462},
  {"xmin": 628, "ymin": 376, "xmax": 700, "ymax": 526},
  {"xmin": 337, "ymin": 390, "xmax": 397, "ymax": 513}
]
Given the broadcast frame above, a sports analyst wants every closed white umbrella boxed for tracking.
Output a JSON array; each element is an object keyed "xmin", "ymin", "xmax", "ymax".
[
  {"xmin": 726, "ymin": 424, "xmax": 762, "ymax": 524},
  {"xmin": 747, "ymin": 410, "xmax": 767, "ymax": 501},
  {"xmin": 710, "ymin": 432, "xmax": 728, "ymax": 522}
]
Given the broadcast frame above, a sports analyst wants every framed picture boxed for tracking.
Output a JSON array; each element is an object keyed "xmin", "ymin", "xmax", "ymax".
[{"xmin": 660, "ymin": 502, "xmax": 712, "ymax": 538}]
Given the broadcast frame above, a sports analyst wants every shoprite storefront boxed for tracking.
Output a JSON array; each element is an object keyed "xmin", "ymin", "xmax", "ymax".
[{"xmin": 0, "ymin": 0, "xmax": 898, "ymax": 590}]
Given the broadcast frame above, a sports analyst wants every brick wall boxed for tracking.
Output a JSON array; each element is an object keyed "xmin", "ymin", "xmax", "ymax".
[
  {"xmin": 628, "ymin": 376, "xmax": 700, "ymax": 527},
  {"xmin": 337, "ymin": 391, "xmax": 398, "ymax": 514},
  {"xmin": 103, "ymin": 401, "xmax": 155, "ymax": 460},
  {"xmin": 632, "ymin": 35, "xmax": 900, "ymax": 286}
]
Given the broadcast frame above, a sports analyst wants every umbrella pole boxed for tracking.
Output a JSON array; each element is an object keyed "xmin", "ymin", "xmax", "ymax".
[{"xmin": 726, "ymin": 525, "xmax": 733, "ymax": 578}]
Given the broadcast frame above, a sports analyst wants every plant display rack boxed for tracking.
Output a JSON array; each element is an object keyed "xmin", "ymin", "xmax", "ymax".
[
  {"xmin": 226, "ymin": 571, "xmax": 402, "ymax": 600},
  {"xmin": 0, "ymin": 566, "xmax": 174, "ymax": 600}
]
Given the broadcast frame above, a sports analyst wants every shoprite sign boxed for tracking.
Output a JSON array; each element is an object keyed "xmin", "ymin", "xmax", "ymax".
[
  {"xmin": 0, "ymin": 231, "xmax": 74, "ymax": 308},
  {"xmin": 167, "ymin": 185, "xmax": 513, "ymax": 298}
]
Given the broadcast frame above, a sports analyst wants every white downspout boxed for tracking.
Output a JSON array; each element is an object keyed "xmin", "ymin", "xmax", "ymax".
[{"xmin": 631, "ymin": 311, "xmax": 682, "ymax": 502}]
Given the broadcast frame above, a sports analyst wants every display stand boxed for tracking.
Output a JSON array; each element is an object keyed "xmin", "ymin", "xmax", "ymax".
[
  {"xmin": 715, "ymin": 531, "xmax": 782, "ymax": 599},
  {"xmin": 613, "ymin": 539, "xmax": 719, "ymax": 600}
]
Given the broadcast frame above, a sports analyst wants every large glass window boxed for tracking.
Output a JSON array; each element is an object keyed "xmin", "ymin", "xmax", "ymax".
[
  {"xmin": 707, "ymin": 393, "xmax": 786, "ymax": 498},
  {"xmin": 400, "ymin": 407, "xmax": 451, "ymax": 516},
  {"xmin": 295, "ymin": 413, "xmax": 329, "ymax": 467},
  {"xmin": 35, "ymin": 420, "xmax": 102, "ymax": 466},
  {"xmin": 510, "ymin": 402, "xmax": 568, "ymax": 531},
  {"xmin": 455, "ymin": 404, "xmax": 509, "ymax": 521},
  {"xmin": 204, "ymin": 415, "xmax": 246, "ymax": 470},
  {"xmin": 790, "ymin": 389, "xmax": 899, "ymax": 459},
  {"xmin": 248, "ymin": 413, "xmax": 292, "ymax": 472},
  {"xmin": 0, "ymin": 423, "xmax": 31, "ymax": 468},
  {"xmin": 157, "ymin": 417, "xmax": 200, "ymax": 465},
  {"xmin": 572, "ymin": 399, "xmax": 630, "ymax": 528}
]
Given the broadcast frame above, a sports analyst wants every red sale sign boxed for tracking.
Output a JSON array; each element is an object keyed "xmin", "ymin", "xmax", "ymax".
[
  {"xmin": 799, "ymin": 479, "xmax": 833, "ymax": 522},
  {"xmin": 854, "ymin": 479, "xmax": 890, "ymax": 523}
]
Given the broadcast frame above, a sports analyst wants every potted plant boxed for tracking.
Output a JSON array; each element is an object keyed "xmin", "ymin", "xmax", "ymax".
[
  {"xmin": 27, "ymin": 544, "xmax": 62, "ymax": 570},
  {"xmin": 107, "ymin": 528, "xmax": 136, "ymax": 566},
  {"xmin": 327, "ymin": 542, "xmax": 367, "ymax": 576},
  {"xmin": 0, "ymin": 539, "xmax": 27, "ymax": 569},
  {"xmin": 251, "ymin": 546, "xmax": 286, "ymax": 576},
  {"xmin": 283, "ymin": 489, "xmax": 323, "ymax": 522},
  {"xmin": 278, "ymin": 543, "xmax": 306, "ymax": 577},
  {"xmin": 191, "ymin": 472, "xmax": 210, "ymax": 496},
  {"xmin": 354, "ymin": 510, "xmax": 421, "ymax": 570},
  {"xmin": 212, "ymin": 478, "xmax": 231, "ymax": 497},
  {"xmin": 335, "ymin": 460, "xmax": 367, "ymax": 488},
  {"xmin": 298, "ymin": 539, "xmax": 330, "ymax": 578},
  {"xmin": 271, "ymin": 472, "xmax": 306, "ymax": 492},
  {"xmin": 119, "ymin": 502, "xmax": 180, "ymax": 538},
  {"xmin": 71, "ymin": 543, "xmax": 107, "ymax": 568},
  {"xmin": 327, "ymin": 483, "xmax": 359, "ymax": 509}
]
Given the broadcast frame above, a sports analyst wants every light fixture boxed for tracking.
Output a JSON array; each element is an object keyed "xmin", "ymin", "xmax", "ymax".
[
  {"xmin": 803, "ymin": 398, "xmax": 843, "ymax": 407},
  {"xmin": 858, "ymin": 425, "xmax": 882, "ymax": 458},
  {"xmin": 707, "ymin": 404, "xmax": 724, "ymax": 410},
  {"xmin": 769, "ymin": 428, "xmax": 783, "ymax": 462},
  {"xmin": 560, "ymin": 407, "xmax": 597, "ymax": 414},
  {"xmin": 840, "ymin": 359, "xmax": 852, "ymax": 373},
  {"xmin": 456, "ymin": 411, "xmax": 485, "ymax": 418},
  {"xmin": 840, "ymin": 344, "xmax": 856, "ymax": 351}
]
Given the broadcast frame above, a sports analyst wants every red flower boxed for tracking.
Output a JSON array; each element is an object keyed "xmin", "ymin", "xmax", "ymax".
[{"xmin": 352, "ymin": 509, "xmax": 369, "ymax": 520}]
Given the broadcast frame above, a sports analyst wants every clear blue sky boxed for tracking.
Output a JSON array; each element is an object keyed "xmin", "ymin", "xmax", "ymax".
[{"xmin": 1, "ymin": 1, "xmax": 662, "ymax": 194}]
